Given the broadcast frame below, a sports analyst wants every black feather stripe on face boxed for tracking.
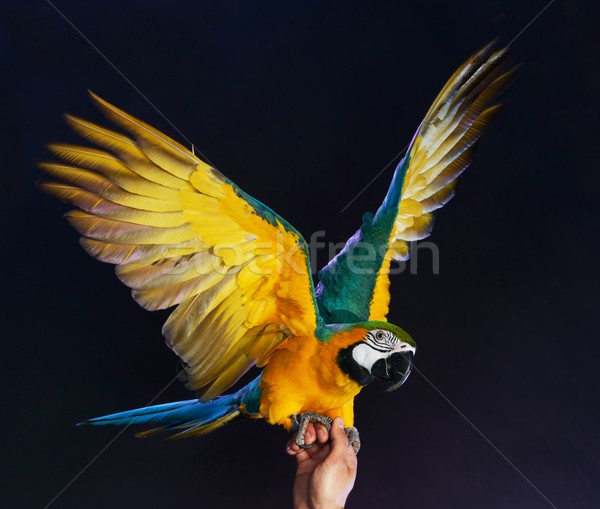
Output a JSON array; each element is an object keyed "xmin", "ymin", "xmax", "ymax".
[{"xmin": 337, "ymin": 343, "xmax": 375, "ymax": 386}]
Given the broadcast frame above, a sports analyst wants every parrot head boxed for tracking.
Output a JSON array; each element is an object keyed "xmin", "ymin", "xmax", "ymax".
[{"xmin": 336, "ymin": 322, "xmax": 416, "ymax": 391}]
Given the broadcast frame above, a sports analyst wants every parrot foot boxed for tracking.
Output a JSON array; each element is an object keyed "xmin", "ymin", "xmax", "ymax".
[
  {"xmin": 291, "ymin": 412, "xmax": 333, "ymax": 449},
  {"xmin": 290, "ymin": 412, "xmax": 361, "ymax": 454},
  {"xmin": 344, "ymin": 426, "xmax": 361, "ymax": 454}
]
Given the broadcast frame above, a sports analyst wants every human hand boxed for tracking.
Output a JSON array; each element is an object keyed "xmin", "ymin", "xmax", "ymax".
[{"xmin": 286, "ymin": 417, "xmax": 358, "ymax": 509}]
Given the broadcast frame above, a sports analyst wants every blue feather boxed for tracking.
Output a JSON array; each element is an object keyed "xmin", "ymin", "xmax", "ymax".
[{"xmin": 79, "ymin": 376, "xmax": 262, "ymax": 438}]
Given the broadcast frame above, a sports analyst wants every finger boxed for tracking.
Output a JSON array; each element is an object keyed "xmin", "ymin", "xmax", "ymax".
[
  {"xmin": 314, "ymin": 423, "xmax": 329, "ymax": 444},
  {"xmin": 346, "ymin": 442, "xmax": 359, "ymax": 470},
  {"xmin": 286, "ymin": 440, "xmax": 310, "ymax": 462},
  {"xmin": 304, "ymin": 422, "xmax": 316, "ymax": 446},
  {"xmin": 286, "ymin": 439, "xmax": 301, "ymax": 455},
  {"xmin": 329, "ymin": 417, "xmax": 349, "ymax": 457}
]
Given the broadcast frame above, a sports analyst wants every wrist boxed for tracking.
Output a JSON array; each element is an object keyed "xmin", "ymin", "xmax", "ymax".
[
  {"xmin": 308, "ymin": 498, "xmax": 345, "ymax": 509},
  {"xmin": 294, "ymin": 499, "xmax": 345, "ymax": 509}
]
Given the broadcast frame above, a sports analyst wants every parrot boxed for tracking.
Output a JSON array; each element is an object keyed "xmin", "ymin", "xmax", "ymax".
[{"xmin": 39, "ymin": 41, "xmax": 516, "ymax": 453}]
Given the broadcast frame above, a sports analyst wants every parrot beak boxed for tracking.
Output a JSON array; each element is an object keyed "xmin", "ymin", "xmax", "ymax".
[{"xmin": 370, "ymin": 351, "xmax": 414, "ymax": 392}]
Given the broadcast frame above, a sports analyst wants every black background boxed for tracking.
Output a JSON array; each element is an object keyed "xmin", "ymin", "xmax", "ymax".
[{"xmin": 1, "ymin": 1, "xmax": 599, "ymax": 508}]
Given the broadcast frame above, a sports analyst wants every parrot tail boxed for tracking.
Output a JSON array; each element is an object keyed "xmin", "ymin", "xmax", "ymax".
[{"xmin": 79, "ymin": 378, "xmax": 261, "ymax": 439}]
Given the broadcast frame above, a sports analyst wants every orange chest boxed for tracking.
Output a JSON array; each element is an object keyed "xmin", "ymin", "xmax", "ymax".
[{"xmin": 257, "ymin": 335, "xmax": 364, "ymax": 428}]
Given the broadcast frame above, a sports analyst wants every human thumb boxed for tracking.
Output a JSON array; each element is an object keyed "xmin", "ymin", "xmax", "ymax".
[{"xmin": 330, "ymin": 417, "xmax": 347, "ymax": 455}]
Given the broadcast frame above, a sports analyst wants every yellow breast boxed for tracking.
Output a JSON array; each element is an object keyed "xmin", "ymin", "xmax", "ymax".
[{"xmin": 258, "ymin": 329, "xmax": 367, "ymax": 429}]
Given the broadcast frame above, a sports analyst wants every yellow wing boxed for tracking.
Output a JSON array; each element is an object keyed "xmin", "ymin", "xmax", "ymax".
[
  {"xmin": 368, "ymin": 42, "xmax": 518, "ymax": 320},
  {"xmin": 39, "ymin": 92, "xmax": 322, "ymax": 400},
  {"xmin": 314, "ymin": 42, "xmax": 517, "ymax": 324}
]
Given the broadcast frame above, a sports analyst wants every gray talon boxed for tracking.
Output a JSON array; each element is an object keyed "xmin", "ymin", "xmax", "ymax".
[
  {"xmin": 292, "ymin": 412, "xmax": 333, "ymax": 449},
  {"xmin": 291, "ymin": 413, "xmax": 361, "ymax": 453},
  {"xmin": 344, "ymin": 426, "xmax": 361, "ymax": 454}
]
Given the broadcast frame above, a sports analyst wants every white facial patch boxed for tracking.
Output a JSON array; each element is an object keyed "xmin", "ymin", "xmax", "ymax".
[{"xmin": 351, "ymin": 343, "xmax": 388, "ymax": 372}]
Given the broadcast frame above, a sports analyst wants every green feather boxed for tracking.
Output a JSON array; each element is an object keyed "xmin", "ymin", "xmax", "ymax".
[{"xmin": 316, "ymin": 155, "xmax": 410, "ymax": 324}]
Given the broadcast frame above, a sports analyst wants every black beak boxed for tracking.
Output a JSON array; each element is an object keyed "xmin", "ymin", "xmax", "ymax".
[{"xmin": 370, "ymin": 351, "xmax": 414, "ymax": 391}]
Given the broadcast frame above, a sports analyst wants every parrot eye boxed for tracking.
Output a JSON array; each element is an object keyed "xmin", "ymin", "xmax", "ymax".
[{"xmin": 367, "ymin": 329, "xmax": 397, "ymax": 350}]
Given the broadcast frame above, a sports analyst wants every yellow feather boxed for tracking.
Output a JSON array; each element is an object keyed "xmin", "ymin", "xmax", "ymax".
[
  {"xmin": 368, "ymin": 256, "xmax": 392, "ymax": 321},
  {"xmin": 199, "ymin": 355, "xmax": 253, "ymax": 402},
  {"xmin": 41, "ymin": 182, "xmax": 185, "ymax": 228},
  {"xmin": 39, "ymin": 163, "xmax": 182, "ymax": 212},
  {"xmin": 65, "ymin": 114, "xmax": 192, "ymax": 190},
  {"xmin": 167, "ymin": 410, "xmax": 240, "ymax": 439},
  {"xmin": 89, "ymin": 91, "xmax": 202, "ymax": 180},
  {"xmin": 370, "ymin": 42, "xmax": 516, "ymax": 321},
  {"xmin": 65, "ymin": 211, "xmax": 196, "ymax": 244},
  {"xmin": 48, "ymin": 143, "xmax": 181, "ymax": 201},
  {"xmin": 132, "ymin": 270, "xmax": 225, "ymax": 311},
  {"xmin": 41, "ymin": 92, "xmax": 320, "ymax": 399}
]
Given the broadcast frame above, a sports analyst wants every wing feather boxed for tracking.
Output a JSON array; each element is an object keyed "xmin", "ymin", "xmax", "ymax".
[
  {"xmin": 316, "ymin": 42, "xmax": 517, "ymax": 323},
  {"xmin": 40, "ymin": 93, "xmax": 323, "ymax": 398}
]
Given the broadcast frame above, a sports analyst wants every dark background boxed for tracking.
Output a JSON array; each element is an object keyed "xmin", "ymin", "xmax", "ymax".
[{"xmin": 1, "ymin": 1, "xmax": 598, "ymax": 508}]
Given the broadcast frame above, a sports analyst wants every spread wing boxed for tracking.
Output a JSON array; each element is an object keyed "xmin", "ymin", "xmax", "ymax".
[
  {"xmin": 316, "ymin": 41, "xmax": 518, "ymax": 323},
  {"xmin": 39, "ymin": 92, "xmax": 324, "ymax": 400}
]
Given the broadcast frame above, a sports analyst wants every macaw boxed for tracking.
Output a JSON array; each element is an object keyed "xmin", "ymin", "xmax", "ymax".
[{"xmin": 39, "ymin": 41, "xmax": 515, "ymax": 453}]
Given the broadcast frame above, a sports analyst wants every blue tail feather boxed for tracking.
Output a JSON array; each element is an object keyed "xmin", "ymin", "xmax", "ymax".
[{"xmin": 79, "ymin": 376, "xmax": 262, "ymax": 438}]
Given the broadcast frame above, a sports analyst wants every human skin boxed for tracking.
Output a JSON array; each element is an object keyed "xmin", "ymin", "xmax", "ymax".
[{"xmin": 286, "ymin": 417, "xmax": 358, "ymax": 509}]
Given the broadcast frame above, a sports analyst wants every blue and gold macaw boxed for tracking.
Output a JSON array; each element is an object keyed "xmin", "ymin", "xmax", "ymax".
[{"xmin": 40, "ymin": 42, "xmax": 516, "ymax": 452}]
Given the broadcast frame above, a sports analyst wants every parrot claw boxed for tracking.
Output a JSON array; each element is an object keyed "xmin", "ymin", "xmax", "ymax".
[
  {"xmin": 291, "ymin": 412, "xmax": 333, "ymax": 449},
  {"xmin": 291, "ymin": 412, "xmax": 361, "ymax": 454},
  {"xmin": 344, "ymin": 426, "xmax": 361, "ymax": 454}
]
